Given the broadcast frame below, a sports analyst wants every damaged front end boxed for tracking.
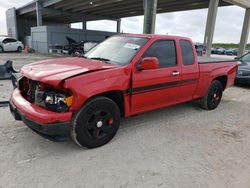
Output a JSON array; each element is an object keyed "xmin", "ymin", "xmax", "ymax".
[
  {"xmin": 10, "ymin": 76, "xmax": 73, "ymax": 141},
  {"xmin": 18, "ymin": 77, "xmax": 73, "ymax": 113}
]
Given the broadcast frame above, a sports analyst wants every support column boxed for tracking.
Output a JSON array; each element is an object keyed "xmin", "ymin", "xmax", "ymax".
[
  {"xmin": 36, "ymin": 0, "xmax": 43, "ymax": 26},
  {"xmin": 143, "ymin": 0, "xmax": 158, "ymax": 34},
  {"xmin": 203, "ymin": 0, "xmax": 219, "ymax": 57},
  {"xmin": 82, "ymin": 19, "xmax": 87, "ymax": 30},
  {"xmin": 117, "ymin": 19, "xmax": 121, "ymax": 33},
  {"xmin": 238, "ymin": 9, "xmax": 250, "ymax": 57}
]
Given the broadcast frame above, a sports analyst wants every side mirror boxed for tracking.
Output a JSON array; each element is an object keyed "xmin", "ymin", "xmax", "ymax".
[
  {"xmin": 234, "ymin": 57, "xmax": 239, "ymax": 60},
  {"xmin": 139, "ymin": 57, "xmax": 159, "ymax": 70}
]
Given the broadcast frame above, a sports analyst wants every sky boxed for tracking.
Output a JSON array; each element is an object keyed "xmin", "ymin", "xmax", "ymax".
[{"xmin": 0, "ymin": 0, "xmax": 249, "ymax": 43}]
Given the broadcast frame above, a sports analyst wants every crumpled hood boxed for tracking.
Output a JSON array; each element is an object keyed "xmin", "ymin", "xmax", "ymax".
[{"xmin": 21, "ymin": 57, "xmax": 117, "ymax": 86}]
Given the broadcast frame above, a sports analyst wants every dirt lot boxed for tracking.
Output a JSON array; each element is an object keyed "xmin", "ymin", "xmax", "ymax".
[{"xmin": 0, "ymin": 53, "xmax": 250, "ymax": 188}]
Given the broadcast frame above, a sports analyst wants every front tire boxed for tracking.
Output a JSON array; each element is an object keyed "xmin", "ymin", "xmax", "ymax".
[
  {"xmin": 200, "ymin": 80, "xmax": 223, "ymax": 110},
  {"xmin": 0, "ymin": 46, "xmax": 3, "ymax": 53},
  {"xmin": 71, "ymin": 97, "xmax": 121, "ymax": 148},
  {"xmin": 17, "ymin": 46, "xmax": 22, "ymax": 53}
]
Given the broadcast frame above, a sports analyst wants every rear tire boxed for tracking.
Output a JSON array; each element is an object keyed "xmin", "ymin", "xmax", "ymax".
[
  {"xmin": 200, "ymin": 80, "xmax": 223, "ymax": 110},
  {"xmin": 71, "ymin": 97, "xmax": 121, "ymax": 148}
]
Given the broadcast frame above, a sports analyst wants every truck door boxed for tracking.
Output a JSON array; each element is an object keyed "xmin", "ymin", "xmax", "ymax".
[
  {"xmin": 178, "ymin": 39, "xmax": 199, "ymax": 102},
  {"xmin": 131, "ymin": 40, "xmax": 181, "ymax": 114}
]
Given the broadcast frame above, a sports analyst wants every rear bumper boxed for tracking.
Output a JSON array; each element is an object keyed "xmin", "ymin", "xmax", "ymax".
[{"xmin": 10, "ymin": 89, "xmax": 72, "ymax": 140}]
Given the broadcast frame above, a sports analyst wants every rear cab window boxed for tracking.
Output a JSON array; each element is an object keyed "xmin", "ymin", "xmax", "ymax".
[
  {"xmin": 142, "ymin": 40, "xmax": 177, "ymax": 68},
  {"xmin": 180, "ymin": 40, "xmax": 195, "ymax": 65}
]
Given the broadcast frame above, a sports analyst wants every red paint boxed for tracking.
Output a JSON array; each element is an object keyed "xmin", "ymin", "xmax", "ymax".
[
  {"xmin": 11, "ymin": 34, "xmax": 237, "ymax": 125},
  {"xmin": 108, "ymin": 118, "xmax": 114, "ymax": 125},
  {"xmin": 140, "ymin": 57, "xmax": 160, "ymax": 70},
  {"xmin": 11, "ymin": 89, "xmax": 72, "ymax": 124}
]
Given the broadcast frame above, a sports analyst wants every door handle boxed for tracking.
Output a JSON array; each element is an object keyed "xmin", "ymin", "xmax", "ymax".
[{"xmin": 172, "ymin": 71, "xmax": 180, "ymax": 76}]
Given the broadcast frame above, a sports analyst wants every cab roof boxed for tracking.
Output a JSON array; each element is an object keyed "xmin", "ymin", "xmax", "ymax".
[{"xmin": 116, "ymin": 33, "xmax": 192, "ymax": 41}]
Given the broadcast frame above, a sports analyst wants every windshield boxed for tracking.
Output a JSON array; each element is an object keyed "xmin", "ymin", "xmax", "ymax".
[
  {"xmin": 239, "ymin": 52, "xmax": 250, "ymax": 62},
  {"xmin": 84, "ymin": 36, "xmax": 149, "ymax": 65}
]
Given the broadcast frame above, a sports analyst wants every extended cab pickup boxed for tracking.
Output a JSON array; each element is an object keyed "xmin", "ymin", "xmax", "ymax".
[{"xmin": 10, "ymin": 34, "xmax": 237, "ymax": 148}]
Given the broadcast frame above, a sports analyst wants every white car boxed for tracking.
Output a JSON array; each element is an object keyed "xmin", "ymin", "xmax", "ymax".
[{"xmin": 0, "ymin": 37, "xmax": 24, "ymax": 53}]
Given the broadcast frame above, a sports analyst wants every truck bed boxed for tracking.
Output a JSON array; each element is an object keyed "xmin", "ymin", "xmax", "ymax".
[{"xmin": 198, "ymin": 56, "xmax": 236, "ymax": 64}]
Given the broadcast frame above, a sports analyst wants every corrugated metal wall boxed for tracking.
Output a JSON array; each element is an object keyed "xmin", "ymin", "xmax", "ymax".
[{"xmin": 31, "ymin": 26, "xmax": 117, "ymax": 54}]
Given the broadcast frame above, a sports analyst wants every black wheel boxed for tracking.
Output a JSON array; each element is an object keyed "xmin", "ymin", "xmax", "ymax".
[
  {"xmin": 17, "ymin": 46, "xmax": 22, "ymax": 53},
  {"xmin": 200, "ymin": 80, "xmax": 223, "ymax": 110},
  {"xmin": 0, "ymin": 46, "xmax": 3, "ymax": 53},
  {"xmin": 71, "ymin": 97, "xmax": 121, "ymax": 148}
]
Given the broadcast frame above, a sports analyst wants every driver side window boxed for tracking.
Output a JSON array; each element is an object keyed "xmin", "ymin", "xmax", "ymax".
[{"xmin": 142, "ymin": 40, "xmax": 177, "ymax": 68}]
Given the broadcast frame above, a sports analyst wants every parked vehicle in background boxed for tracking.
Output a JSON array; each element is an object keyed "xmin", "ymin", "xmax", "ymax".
[
  {"xmin": 233, "ymin": 48, "xmax": 238, "ymax": 56},
  {"xmin": 212, "ymin": 48, "xmax": 222, "ymax": 54},
  {"xmin": 62, "ymin": 36, "xmax": 99, "ymax": 55},
  {"xmin": 63, "ymin": 36, "xmax": 85, "ymax": 55},
  {"xmin": 225, "ymin": 48, "xmax": 238, "ymax": 55},
  {"xmin": 211, "ymin": 48, "xmax": 217, "ymax": 54},
  {"xmin": 194, "ymin": 43, "xmax": 204, "ymax": 56},
  {"xmin": 217, "ymin": 48, "xmax": 226, "ymax": 55},
  {"xmin": 235, "ymin": 52, "xmax": 250, "ymax": 85},
  {"xmin": 10, "ymin": 34, "xmax": 238, "ymax": 148},
  {"xmin": 212, "ymin": 47, "xmax": 238, "ymax": 56},
  {"xmin": 0, "ymin": 37, "xmax": 23, "ymax": 53},
  {"xmin": 245, "ymin": 49, "xmax": 250, "ymax": 54}
]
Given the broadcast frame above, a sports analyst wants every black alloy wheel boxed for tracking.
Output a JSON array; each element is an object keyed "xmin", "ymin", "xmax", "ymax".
[
  {"xmin": 71, "ymin": 96, "xmax": 121, "ymax": 148},
  {"xmin": 86, "ymin": 110, "xmax": 115, "ymax": 140},
  {"xmin": 200, "ymin": 80, "xmax": 223, "ymax": 110}
]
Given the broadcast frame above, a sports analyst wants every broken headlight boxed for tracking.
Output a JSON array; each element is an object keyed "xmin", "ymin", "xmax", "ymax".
[{"xmin": 35, "ymin": 90, "xmax": 73, "ymax": 112}]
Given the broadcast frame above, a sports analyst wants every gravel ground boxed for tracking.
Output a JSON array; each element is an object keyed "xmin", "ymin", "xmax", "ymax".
[{"xmin": 0, "ymin": 53, "xmax": 250, "ymax": 188}]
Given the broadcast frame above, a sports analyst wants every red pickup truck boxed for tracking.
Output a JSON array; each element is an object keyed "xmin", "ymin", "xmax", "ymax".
[{"xmin": 10, "ymin": 34, "xmax": 237, "ymax": 148}]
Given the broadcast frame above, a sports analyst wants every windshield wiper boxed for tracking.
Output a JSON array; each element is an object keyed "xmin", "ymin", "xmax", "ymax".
[{"xmin": 90, "ymin": 57, "xmax": 111, "ymax": 63}]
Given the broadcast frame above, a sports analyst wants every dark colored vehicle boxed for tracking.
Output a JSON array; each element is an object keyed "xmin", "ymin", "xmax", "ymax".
[
  {"xmin": 194, "ymin": 43, "xmax": 204, "ymax": 56},
  {"xmin": 211, "ymin": 48, "xmax": 217, "ymax": 54},
  {"xmin": 217, "ymin": 48, "xmax": 226, "ymax": 55},
  {"xmin": 225, "ymin": 48, "xmax": 238, "ymax": 56},
  {"xmin": 211, "ymin": 48, "xmax": 223, "ymax": 54},
  {"xmin": 10, "ymin": 34, "xmax": 237, "ymax": 148},
  {"xmin": 63, "ymin": 37, "xmax": 99, "ymax": 55},
  {"xmin": 63, "ymin": 36, "xmax": 85, "ymax": 55},
  {"xmin": 235, "ymin": 52, "xmax": 250, "ymax": 85}
]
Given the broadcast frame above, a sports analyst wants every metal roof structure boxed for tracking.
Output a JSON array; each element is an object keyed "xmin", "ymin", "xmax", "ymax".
[
  {"xmin": 7, "ymin": 0, "xmax": 250, "ymax": 56},
  {"xmin": 16, "ymin": 0, "xmax": 236, "ymax": 23}
]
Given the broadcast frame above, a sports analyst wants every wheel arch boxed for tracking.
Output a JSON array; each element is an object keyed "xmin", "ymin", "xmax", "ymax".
[
  {"xmin": 213, "ymin": 75, "xmax": 228, "ymax": 90},
  {"xmin": 84, "ymin": 90, "xmax": 125, "ymax": 117},
  {"xmin": 17, "ymin": 46, "xmax": 22, "ymax": 51}
]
